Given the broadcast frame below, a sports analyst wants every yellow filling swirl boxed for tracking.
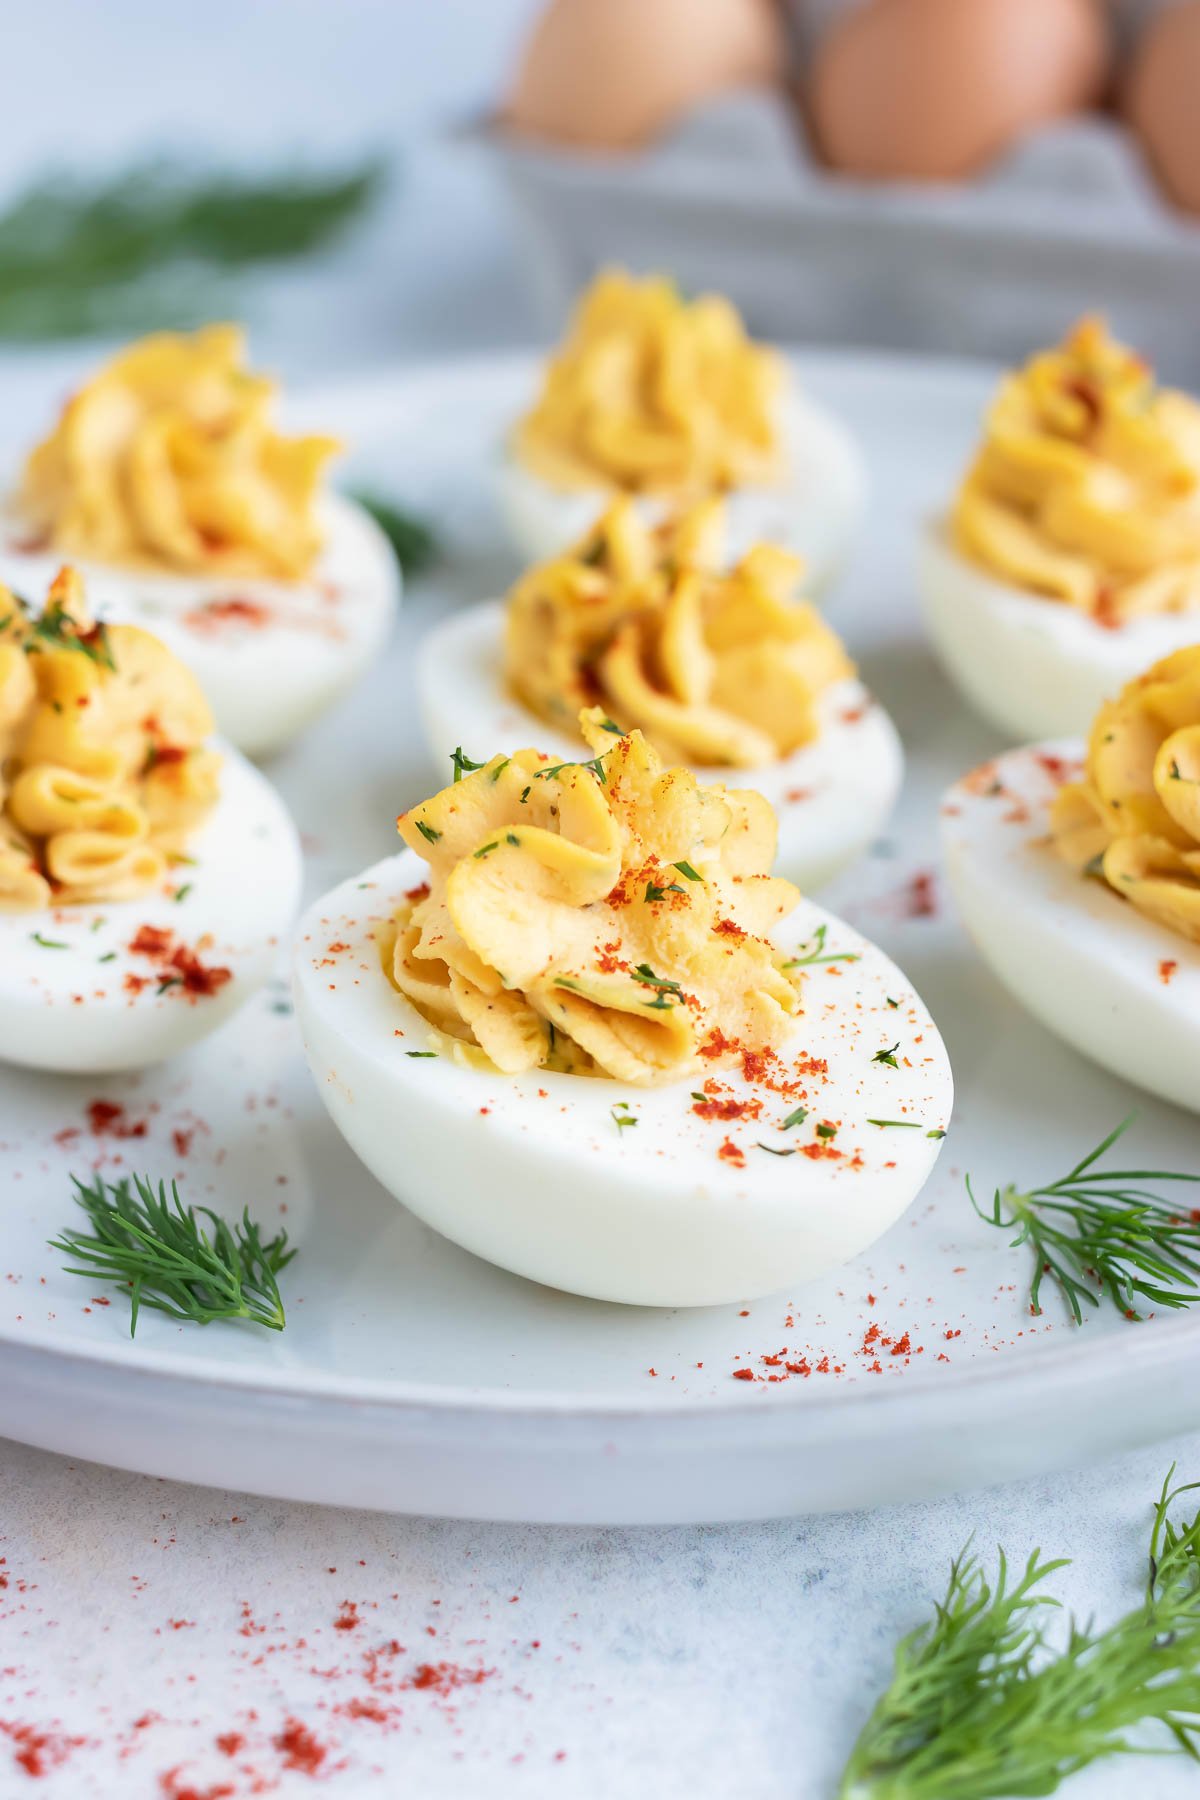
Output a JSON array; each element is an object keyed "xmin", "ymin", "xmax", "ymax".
[
  {"xmin": 953, "ymin": 317, "xmax": 1200, "ymax": 625},
  {"xmin": 19, "ymin": 325, "xmax": 340, "ymax": 580},
  {"xmin": 390, "ymin": 710, "xmax": 803, "ymax": 1086},
  {"xmin": 514, "ymin": 270, "xmax": 783, "ymax": 496},
  {"xmin": 505, "ymin": 498, "xmax": 852, "ymax": 768},
  {"xmin": 0, "ymin": 568, "xmax": 218, "ymax": 909},
  {"xmin": 1051, "ymin": 646, "xmax": 1200, "ymax": 942}
]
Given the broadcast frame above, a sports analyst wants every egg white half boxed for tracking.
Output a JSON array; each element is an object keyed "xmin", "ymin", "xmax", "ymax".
[
  {"xmin": 293, "ymin": 854, "xmax": 951, "ymax": 1308},
  {"xmin": 0, "ymin": 495, "xmax": 400, "ymax": 759},
  {"xmin": 0, "ymin": 746, "xmax": 301, "ymax": 1075},
  {"xmin": 416, "ymin": 600, "xmax": 903, "ymax": 892},
  {"xmin": 494, "ymin": 388, "xmax": 866, "ymax": 595},
  {"xmin": 919, "ymin": 520, "xmax": 1200, "ymax": 743},
  {"xmin": 942, "ymin": 742, "xmax": 1200, "ymax": 1114}
]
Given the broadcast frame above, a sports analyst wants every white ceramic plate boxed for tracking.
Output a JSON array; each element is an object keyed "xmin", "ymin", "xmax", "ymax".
[{"xmin": 2, "ymin": 349, "xmax": 1199, "ymax": 1525}]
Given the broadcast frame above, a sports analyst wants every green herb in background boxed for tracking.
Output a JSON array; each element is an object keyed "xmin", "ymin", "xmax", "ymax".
[
  {"xmin": 968, "ymin": 1117, "xmax": 1200, "ymax": 1322},
  {"xmin": 0, "ymin": 158, "xmax": 384, "ymax": 339},
  {"xmin": 349, "ymin": 490, "xmax": 440, "ymax": 578},
  {"xmin": 839, "ymin": 1470, "xmax": 1200, "ymax": 1799},
  {"xmin": 50, "ymin": 1172, "xmax": 294, "ymax": 1334}
]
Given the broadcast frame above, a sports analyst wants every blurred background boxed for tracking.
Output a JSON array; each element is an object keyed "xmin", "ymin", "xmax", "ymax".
[{"xmin": 2, "ymin": 0, "xmax": 1199, "ymax": 392}]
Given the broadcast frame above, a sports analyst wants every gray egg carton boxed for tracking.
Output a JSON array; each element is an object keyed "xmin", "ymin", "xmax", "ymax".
[{"xmin": 488, "ymin": 93, "xmax": 1200, "ymax": 384}]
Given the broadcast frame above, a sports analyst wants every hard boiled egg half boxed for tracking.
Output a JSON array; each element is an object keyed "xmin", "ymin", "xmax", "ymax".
[
  {"xmin": 921, "ymin": 317, "xmax": 1200, "ymax": 742},
  {"xmin": 495, "ymin": 270, "xmax": 864, "ymax": 591},
  {"xmin": 295, "ymin": 713, "xmax": 950, "ymax": 1307},
  {"xmin": 0, "ymin": 325, "xmax": 399, "ymax": 759},
  {"xmin": 419, "ymin": 498, "xmax": 901, "ymax": 890},
  {"xmin": 0, "ymin": 569, "xmax": 300, "ymax": 1074},
  {"xmin": 941, "ymin": 645, "xmax": 1200, "ymax": 1114}
]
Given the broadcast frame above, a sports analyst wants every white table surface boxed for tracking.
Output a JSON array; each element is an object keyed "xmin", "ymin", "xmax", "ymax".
[
  {"xmin": 3, "ymin": 1434, "xmax": 1199, "ymax": 1798},
  {"xmin": 2, "ymin": 6, "xmax": 1200, "ymax": 1794}
]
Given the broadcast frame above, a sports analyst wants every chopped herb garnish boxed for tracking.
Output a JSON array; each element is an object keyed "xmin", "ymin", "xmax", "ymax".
[
  {"xmin": 673, "ymin": 860, "xmax": 703, "ymax": 882},
  {"xmin": 611, "ymin": 1102, "xmax": 638, "ymax": 1133},
  {"xmin": 49, "ymin": 1172, "xmax": 294, "ymax": 1336},
  {"xmin": 928, "ymin": 1128, "xmax": 946, "ymax": 1139},
  {"xmin": 781, "ymin": 1106, "xmax": 808, "ymax": 1131},
  {"xmin": 405, "ymin": 1050, "xmax": 437, "ymax": 1058},
  {"xmin": 506, "ymin": 832, "xmax": 520, "ymax": 846},
  {"xmin": 533, "ymin": 755, "xmax": 607, "ymax": 786},
  {"xmin": 172, "ymin": 883, "xmax": 192, "ymax": 904},
  {"xmin": 886, "ymin": 996, "xmax": 900, "ymax": 1009},
  {"xmin": 27, "ymin": 600, "xmax": 116, "ymax": 670},
  {"xmin": 451, "ymin": 746, "xmax": 485, "ymax": 782},
  {"xmin": 473, "ymin": 841, "xmax": 498, "ymax": 859},
  {"xmin": 156, "ymin": 975, "xmax": 183, "ymax": 995},
  {"xmin": 519, "ymin": 786, "xmax": 531, "ymax": 805},
  {"xmin": 491, "ymin": 758, "xmax": 510, "ymax": 782},
  {"xmin": 784, "ymin": 923, "xmax": 861, "ymax": 970},
  {"xmin": 873, "ymin": 1043, "xmax": 900, "ymax": 1068},
  {"xmin": 757, "ymin": 1142, "xmax": 796, "ymax": 1157},
  {"xmin": 867, "ymin": 1118, "xmax": 920, "ymax": 1129},
  {"xmin": 598, "ymin": 717, "xmax": 623, "ymax": 734},
  {"xmin": 816, "ymin": 1122, "xmax": 838, "ymax": 1140},
  {"xmin": 31, "ymin": 931, "xmax": 68, "ymax": 949},
  {"xmin": 414, "ymin": 820, "xmax": 441, "ymax": 845},
  {"xmin": 968, "ymin": 1116, "xmax": 1200, "ymax": 1322},
  {"xmin": 98, "ymin": 951, "xmax": 118, "ymax": 964},
  {"xmin": 644, "ymin": 879, "xmax": 686, "ymax": 902},
  {"xmin": 631, "ymin": 964, "xmax": 682, "ymax": 995},
  {"xmin": 89, "ymin": 916, "xmax": 106, "ymax": 932}
]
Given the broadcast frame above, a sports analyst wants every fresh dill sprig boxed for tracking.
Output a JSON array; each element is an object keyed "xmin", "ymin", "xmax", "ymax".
[
  {"xmin": 0, "ymin": 158, "xmax": 384, "ymax": 340},
  {"xmin": 838, "ymin": 1469, "xmax": 1200, "ymax": 1799},
  {"xmin": 349, "ymin": 490, "xmax": 439, "ymax": 577},
  {"xmin": 49, "ymin": 1173, "xmax": 295, "ymax": 1336},
  {"xmin": 967, "ymin": 1117, "xmax": 1200, "ymax": 1322}
]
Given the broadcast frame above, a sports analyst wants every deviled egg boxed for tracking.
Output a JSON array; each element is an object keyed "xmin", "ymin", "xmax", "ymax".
[
  {"xmin": 419, "ymin": 497, "xmax": 901, "ymax": 890},
  {"xmin": 920, "ymin": 317, "xmax": 1200, "ymax": 742},
  {"xmin": 0, "ymin": 568, "xmax": 300, "ymax": 1073},
  {"xmin": 942, "ymin": 646, "xmax": 1200, "ymax": 1113},
  {"xmin": 495, "ymin": 270, "xmax": 864, "ymax": 590},
  {"xmin": 0, "ymin": 325, "xmax": 400, "ymax": 757},
  {"xmin": 295, "ymin": 711, "xmax": 950, "ymax": 1307}
]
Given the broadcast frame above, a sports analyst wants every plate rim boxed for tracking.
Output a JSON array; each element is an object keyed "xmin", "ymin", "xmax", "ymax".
[{"xmin": 6, "ymin": 342, "xmax": 1198, "ymax": 1465}]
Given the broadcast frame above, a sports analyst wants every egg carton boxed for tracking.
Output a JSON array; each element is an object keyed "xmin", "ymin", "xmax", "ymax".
[{"xmin": 488, "ymin": 92, "xmax": 1200, "ymax": 384}]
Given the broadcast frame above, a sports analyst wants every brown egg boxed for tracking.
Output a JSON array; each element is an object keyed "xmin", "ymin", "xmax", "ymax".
[
  {"xmin": 505, "ymin": 0, "xmax": 785, "ymax": 151},
  {"xmin": 1124, "ymin": 0, "xmax": 1200, "ymax": 217},
  {"xmin": 810, "ymin": 0, "xmax": 1110, "ymax": 182}
]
